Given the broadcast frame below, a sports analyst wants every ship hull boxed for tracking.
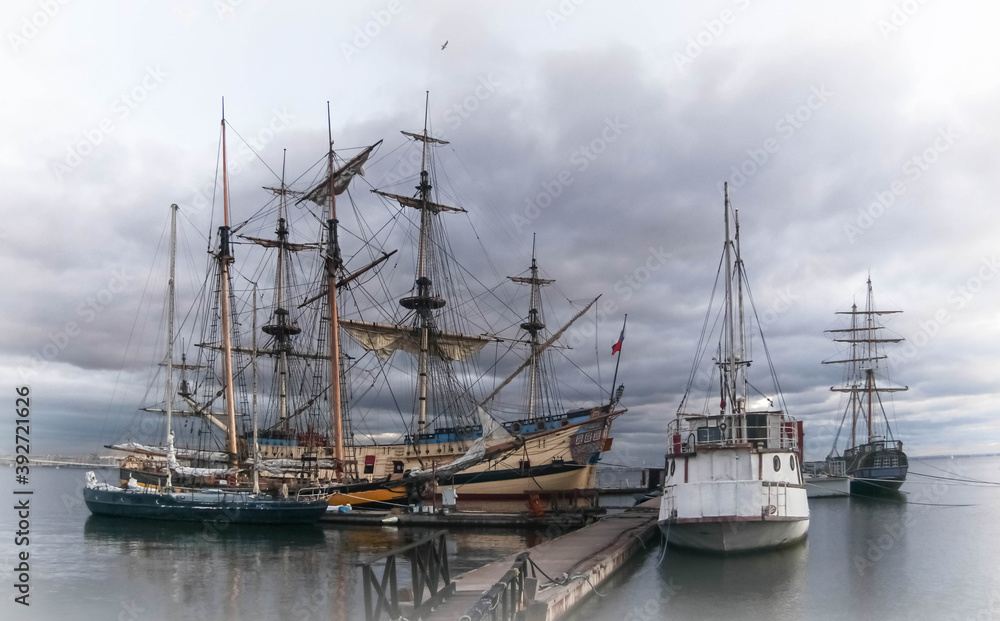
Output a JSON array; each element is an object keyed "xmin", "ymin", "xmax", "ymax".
[
  {"xmin": 83, "ymin": 487, "xmax": 329, "ymax": 524},
  {"xmin": 849, "ymin": 468, "xmax": 906, "ymax": 494},
  {"xmin": 843, "ymin": 441, "xmax": 908, "ymax": 495},
  {"xmin": 660, "ymin": 517, "xmax": 809, "ymax": 553},
  {"xmin": 440, "ymin": 461, "xmax": 595, "ymax": 499},
  {"xmin": 349, "ymin": 407, "xmax": 618, "ymax": 502},
  {"xmin": 658, "ymin": 442, "xmax": 810, "ymax": 554}
]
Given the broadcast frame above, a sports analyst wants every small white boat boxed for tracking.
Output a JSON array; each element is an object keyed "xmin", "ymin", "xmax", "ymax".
[
  {"xmin": 803, "ymin": 474, "xmax": 851, "ymax": 498},
  {"xmin": 803, "ymin": 460, "xmax": 850, "ymax": 498}
]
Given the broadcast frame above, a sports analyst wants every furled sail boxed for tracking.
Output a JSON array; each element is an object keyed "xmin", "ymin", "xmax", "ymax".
[
  {"xmin": 107, "ymin": 441, "xmax": 229, "ymax": 463},
  {"xmin": 340, "ymin": 319, "xmax": 497, "ymax": 362},
  {"xmin": 300, "ymin": 140, "xmax": 382, "ymax": 206},
  {"xmin": 167, "ymin": 433, "xmax": 237, "ymax": 477},
  {"xmin": 407, "ymin": 406, "xmax": 519, "ymax": 479},
  {"xmin": 372, "ymin": 190, "xmax": 466, "ymax": 214}
]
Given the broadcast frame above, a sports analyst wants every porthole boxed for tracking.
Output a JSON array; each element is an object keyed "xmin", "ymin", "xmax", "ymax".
[
  {"xmin": 669, "ymin": 459, "xmax": 676, "ymax": 477},
  {"xmin": 790, "ymin": 455, "xmax": 796, "ymax": 471},
  {"xmin": 773, "ymin": 455, "xmax": 781, "ymax": 472}
]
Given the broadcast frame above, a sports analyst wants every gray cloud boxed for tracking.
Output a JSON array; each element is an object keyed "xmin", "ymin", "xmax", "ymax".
[{"xmin": 3, "ymin": 1, "xmax": 999, "ymax": 464}]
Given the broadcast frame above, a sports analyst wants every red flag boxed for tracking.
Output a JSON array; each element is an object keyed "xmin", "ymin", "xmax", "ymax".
[{"xmin": 611, "ymin": 328, "xmax": 625, "ymax": 355}]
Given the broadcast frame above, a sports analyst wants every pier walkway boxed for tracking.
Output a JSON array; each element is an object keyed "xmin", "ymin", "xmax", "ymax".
[{"xmin": 426, "ymin": 499, "xmax": 659, "ymax": 620}]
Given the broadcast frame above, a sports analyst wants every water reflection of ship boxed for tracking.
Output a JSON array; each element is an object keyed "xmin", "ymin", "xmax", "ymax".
[{"xmin": 83, "ymin": 514, "xmax": 326, "ymax": 546}]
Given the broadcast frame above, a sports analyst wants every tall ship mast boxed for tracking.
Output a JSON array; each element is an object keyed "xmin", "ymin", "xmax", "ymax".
[
  {"xmin": 822, "ymin": 277, "xmax": 909, "ymax": 494},
  {"xmin": 507, "ymin": 236, "xmax": 555, "ymax": 421}
]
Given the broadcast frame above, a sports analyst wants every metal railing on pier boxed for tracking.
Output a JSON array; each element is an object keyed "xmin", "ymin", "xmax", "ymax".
[
  {"xmin": 459, "ymin": 552, "xmax": 531, "ymax": 621},
  {"xmin": 359, "ymin": 530, "xmax": 453, "ymax": 621}
]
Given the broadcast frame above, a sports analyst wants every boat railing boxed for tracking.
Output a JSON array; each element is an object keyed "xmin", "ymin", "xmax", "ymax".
[
  {"xmin": 667, "ymin": 415, "xmax": 801, "ymax": 455},
  {"xmin": 116, "ymin": 481, "xmax": 328, "ymax": 503},
  {"xmin": 359, "ymin": 529, "xmax": 453, "ymax": 621},
  {"xmin": 294, "ymin": 486, "xmax": 330, "ymax": 502},
  {"xmin": 121, "ymin": 484, "xmax": 256, "ymax": 502}
]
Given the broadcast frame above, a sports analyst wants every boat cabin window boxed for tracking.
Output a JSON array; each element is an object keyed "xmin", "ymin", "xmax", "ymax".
[
  {"xmin": 392, "ymin": 460, "xmax": 404, "ymax": 474},
  {"xmin": 746, "ymin": 414, "xmax": 769, "ymax": 447},
  {"xmin": 696, "ymin": 426, "xmax": 724, "ymax": 443},
  {"xmin": 363, "ymin": 455, "xmax": 376, "ymax": 474}
]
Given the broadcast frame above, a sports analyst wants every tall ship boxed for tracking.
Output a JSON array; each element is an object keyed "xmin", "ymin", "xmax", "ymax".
[
  {"xmin": 101, "ymin": 101, "xmax": 625, "ymax": 508},
  {"xmin": 84, "ymin": 200, "xmax": 330, "ymax": 524},
  {"xmin": 822, "ymin": 277, "xmax": 908, "ymax": 494},
  {"xmin": 333, "ymin": 103, "xmax": 625, "ymax": 502},
  {"xmin": 658, "ymin": 185, "xmax": 809, "ymax": 553}
]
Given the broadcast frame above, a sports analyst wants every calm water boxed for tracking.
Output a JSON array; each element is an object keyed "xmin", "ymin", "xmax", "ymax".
[
  {"xmin": 2, "ymin": 457, "xmax": 999, "ymax": 620},
  {"xmin": 569, "ymin": 455, "xmax": 1000, "ymax": 621}
]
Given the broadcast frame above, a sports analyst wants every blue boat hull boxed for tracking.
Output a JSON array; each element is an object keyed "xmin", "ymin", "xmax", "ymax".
[
  {"xmin": 849, "ymin": 467, "xmax": 907, "ymax": 494},
  {"xmin": 84, "ymin": 487, "xmax": 329, "ymax": 524}
]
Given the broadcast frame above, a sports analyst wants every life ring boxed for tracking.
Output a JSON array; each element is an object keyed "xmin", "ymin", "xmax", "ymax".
[
  {"xmin": 511, "ymin": 422, "xmax": 522, "ymax": 433},
  {"xmin": 561, "ymin": 418, "xmax": 570, "ymax": 427},
  {"xmin": 719, "ymin": 422, "xmax": 727, "ymax": 433}
]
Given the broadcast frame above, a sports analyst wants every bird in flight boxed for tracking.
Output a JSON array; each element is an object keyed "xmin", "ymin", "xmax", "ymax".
[{"xmin": 441, "ymin": 41, "xmax": 448, "ymax": 50}]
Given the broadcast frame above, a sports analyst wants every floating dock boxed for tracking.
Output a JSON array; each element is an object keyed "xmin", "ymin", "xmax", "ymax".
[
  {"xmin": 425, "ymin": 499, "xmax": 659, "ymax": 620},
  {"xmin": 321, "ymin": 507, "xmax": 602, "ymax": 528}
]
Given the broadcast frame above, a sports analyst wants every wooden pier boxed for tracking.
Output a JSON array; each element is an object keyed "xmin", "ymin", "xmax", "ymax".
[
  {"xmin": 322, "ymin": 508, "xmax": 603, "ymax": 529},
  {"xmin": 358, "ymin": 499, "xmax": 660, "ymax": 621}
]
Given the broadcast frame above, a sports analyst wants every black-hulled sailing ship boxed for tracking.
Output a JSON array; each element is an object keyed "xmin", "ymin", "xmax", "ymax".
[
  {"xmin": 822, "ymin": 277, "xmax": 909, "ymax": 494},
  {"xmin": 84, "ymin": 201, "xmax": 330, "ymax": 524}
]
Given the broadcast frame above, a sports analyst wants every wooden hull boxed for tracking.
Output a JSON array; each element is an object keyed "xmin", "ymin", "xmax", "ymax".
[
  {"xmin": 350, "ymin": 407, "xmax": 617, "ymax": 500},
  {"xmin": 116, "ymin": 407, "xmax": 621, "ymax": 509},
  {"xmin": 442, "ymin": 462, "xmax": 596, "ymax": 499},
  {"xmin": 326, "ymin": 483, "xmax": 409, "ymax": 509}
]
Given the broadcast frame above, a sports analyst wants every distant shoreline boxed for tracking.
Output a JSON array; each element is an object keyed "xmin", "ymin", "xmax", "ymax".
[{"xmin": 2, "ymin": 453, "xmax": 998, "ymax": 467}]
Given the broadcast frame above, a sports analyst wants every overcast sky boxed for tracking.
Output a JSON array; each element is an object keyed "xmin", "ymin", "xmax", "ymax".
[{"xmin": 3, "ymin": 1, "xmax": 999, "ymax": 466}]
